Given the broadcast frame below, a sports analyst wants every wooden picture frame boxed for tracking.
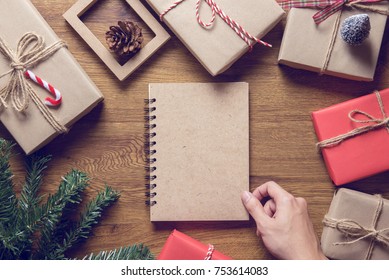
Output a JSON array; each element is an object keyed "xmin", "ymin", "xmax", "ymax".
[{"xmin": 63, "ymin": 0, "xmax": 170, "ymax": 81}]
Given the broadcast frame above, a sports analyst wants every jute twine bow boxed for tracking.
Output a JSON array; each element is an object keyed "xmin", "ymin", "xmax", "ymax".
[
  {"xmin": 278, "ymin": 0, "xmax": 389, "ymax": 74},
  {"xmin": 317, "ymin": 91, "xmax": 389, "ymax": 149},
  {"xmin": 323, "ymin": 195, "xmax": 389, "ymax": 259},
  {"xmin": 0, "ymin": 32, "xmax": 67, "ymax": 133},
  {"xmin": 160, "ymin": 0, "xmax": 272, "ymax": 51}
]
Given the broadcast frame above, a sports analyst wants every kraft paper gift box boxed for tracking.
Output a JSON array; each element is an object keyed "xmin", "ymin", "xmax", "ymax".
[
  {"xmin": 158, "ymin": 230, "xmax": 232, "ymax": 260},
  {"xmin": 311, "ymin": 89, "xmax": 389, "ymax": 186},
  {"xmin": 321, "ymin": 188, "xmax": 389, "ymax": 259},
  {"xmin": 278, "ymin": 4, "xmax": 389, "ymax": 81},
  {"xmin": 0, "ymin": 0, "xmax": 103, "ymax": 154},
  {"xmin": 145, "ymin": 0, "xmax": 285, "ymax": 76}
]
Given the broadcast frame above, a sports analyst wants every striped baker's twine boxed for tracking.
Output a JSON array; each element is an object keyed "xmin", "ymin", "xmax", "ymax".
[
  {"xmin": 195, "ymin": 0, "xmax": 216, "ymax": 27},
  {"xmin": 160, "ymin": 0, "xmax": 272, "ymax": 50},
  {"xmin": 204, "ymin": 244, "xmax": 215, "ymax": 260},
  {"xmin": 24, "ymin": 70, "xmax": 62, "ymax": 107}
]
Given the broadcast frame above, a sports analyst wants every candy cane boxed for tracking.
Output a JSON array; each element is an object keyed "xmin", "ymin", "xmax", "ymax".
[{"xmin": 24, "ymin": 70, "xmax": 62, "ymax": 107}]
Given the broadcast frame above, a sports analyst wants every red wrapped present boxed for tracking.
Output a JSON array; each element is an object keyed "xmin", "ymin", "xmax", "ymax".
[
  {"xmin": 158, "ymin": 230, "xmax": 232, "ymax": 260},
  {"xmin": 311, "ymin": 89, "xmax": 389, "ymax": 185}
]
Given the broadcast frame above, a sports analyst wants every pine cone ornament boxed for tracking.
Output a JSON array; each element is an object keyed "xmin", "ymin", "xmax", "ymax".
[
  {"xmin": 105, "ymin": 21, "xmax": 143, "ymax": 57},
  {"xmin": 340, "ymin": 14, "xmax": 371, "ymax": 46}
]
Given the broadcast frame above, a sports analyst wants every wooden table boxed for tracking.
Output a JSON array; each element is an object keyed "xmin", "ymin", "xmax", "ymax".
[{"xmin": 2, "ymin": 0, "xmax": 389, "ymax": 260}]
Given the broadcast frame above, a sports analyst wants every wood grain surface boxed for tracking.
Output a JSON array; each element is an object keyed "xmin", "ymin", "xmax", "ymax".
[{"xmin": 2, "ymin": 0, "xmax": 389, "ymax": 259}]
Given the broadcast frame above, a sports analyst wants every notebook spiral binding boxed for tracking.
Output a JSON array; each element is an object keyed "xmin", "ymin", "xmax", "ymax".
[{"xmin": 144, "ymin": 98, "xmax": 157, "ymax": 206}]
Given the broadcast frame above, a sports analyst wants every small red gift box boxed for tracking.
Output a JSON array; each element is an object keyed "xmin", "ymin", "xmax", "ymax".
[
  {"xmin": 158, "ymin": 230, "xmax": 232, "ymax": 260},
  {"xmin": 311, "ymin": 89, "xmax": 389, "ymax": 185}
]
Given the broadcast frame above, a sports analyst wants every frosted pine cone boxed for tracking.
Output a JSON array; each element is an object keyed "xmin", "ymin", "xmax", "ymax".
[
  {"xmin": 340, "ymin": 14, "xmax": 370, "ymax": 46},
  {"xmin": 106, "ymin": 21, "xmax": 143, "ymax": 57}
]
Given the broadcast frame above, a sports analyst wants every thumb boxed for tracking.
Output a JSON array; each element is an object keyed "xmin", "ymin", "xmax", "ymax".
[{"xmin": 241, "ymin": 191, "xmax": 270, "ymax": 228}]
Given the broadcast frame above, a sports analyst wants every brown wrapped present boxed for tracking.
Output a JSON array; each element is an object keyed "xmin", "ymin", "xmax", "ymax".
[
  {"xmin": 321, "ymin": 188, "xmax": 389, "ymax": 259},
  {"xmin": 146, "ymin": 0, "xmax": 285, "ymax": 76},
  {"xmin": 0, "ymin": 0, "xmax": 103, "ymax": 154},
  {"xmin": 278, "ymin": 3, "xmax": 389, "ymax": 81}
]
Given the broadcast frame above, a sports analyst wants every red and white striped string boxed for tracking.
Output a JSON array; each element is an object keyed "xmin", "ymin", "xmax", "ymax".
[
  {"xmin": 24, "ymin": 70, "xmax": 62, "ymax": 107},
  {"xmin": 160, "ymin": 0, "xmax": 272, "ymax": 50},
  {"xmin": 195, "ymin": 0, "xmax": 216, "ymax": 27},
  {"xmin": 204, "ymin": 244, "xmax": 215, "ymax": 260}
]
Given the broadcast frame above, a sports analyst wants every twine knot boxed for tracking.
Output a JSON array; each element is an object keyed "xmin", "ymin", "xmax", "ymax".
[
  {"xmin": 0, "ymin": 32, "xmax": 67, "ymax": 133},
  {"xmin": 371, "ymin": 230, "xmax": 379, "ymax": 238},
  {"xmin": 10, "ymin": 62, "xmax": 25, "ymax": 71},
  {"xmin": 323, "ymin": 195, "xmax": 389, "ymax": 259},
  {"xmin": 317, "ymin": 91, "xmax": 389, "ymax": 149}
]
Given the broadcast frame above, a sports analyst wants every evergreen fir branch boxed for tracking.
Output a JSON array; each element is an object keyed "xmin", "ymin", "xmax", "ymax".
[
  {"xmin": 14, "ymin": 155, "xmax": 52, "ymax": 258},
  {"xmin": 0, "ymin": 230, "xmax": 19, "ymax": 259},
  {"xmin": 0, "ymin": 140, "xmax": 18, "ymax": 259},
  {"xmin": 0, "ymin": 138, "xmax": 154, "ymax": 260},
  {"xmin": 0, "ymin": 139, "xmax": 17, "ymax": 225},
  {"xmin": 0, "ymin": 215, "xmax": 37, "ymax": 259},
  {"xmin": 19, "ymin": 155, "xmax": 51, "ymax": 216},
  {"xmin": 36, "ymin": 170, "xmax": 90, "ymax": 259},
  {"xmin": 46, "ymin": 186, "xmax": 120, "ymax": 260},
  {"xmin": 82, "ymin": 244, "xmax": 154, "ymax": 260}
]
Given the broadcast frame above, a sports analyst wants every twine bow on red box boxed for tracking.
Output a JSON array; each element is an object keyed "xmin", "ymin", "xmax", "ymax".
[
  {"xmin": 317, "ymin": 91, "xmax": 389, "ymax": 149},
  {"xmin": 278, "ymin": 0, "xmax": 389, "ymax": 24},
  {"xmin": 160, "ymin": 0, "xmax": 272, "ymax": 51}
]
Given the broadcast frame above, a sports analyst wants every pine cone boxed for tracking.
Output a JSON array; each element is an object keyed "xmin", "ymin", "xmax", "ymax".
[{"xmin": 105, "ymin": 21, "xmax": 143, "ymax": 57}]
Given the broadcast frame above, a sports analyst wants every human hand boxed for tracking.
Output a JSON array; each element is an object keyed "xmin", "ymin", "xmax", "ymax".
[{"xmin": 241, "ymin": 181, "xmax": 327, "ymax": 260}]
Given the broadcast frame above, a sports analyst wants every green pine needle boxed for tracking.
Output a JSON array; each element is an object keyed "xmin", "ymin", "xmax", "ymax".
[
  {"xmin": 0, "ymin": 140, "xmax": 18, "ymax": 259},
  {"xmin": 0, "ymin": 139, "xmax": 17, "ymax": 225},
  {"xmin": 19, "ymin": 155, "xmax": 52, "ymax": 214},
  {"xmin": 36, "ymin": 169, "xmax": 91, "ymax": 259},
  {"xmin": 0, "ymin": 138, "xmax": 154, "ymax": 260},
  {"xmin": 44, "ymin": 186, "xmax": 120, "ymax": 260},
  {"xmin": 82, "ymin": 244, "xmax": 154, "ymax": 260}
]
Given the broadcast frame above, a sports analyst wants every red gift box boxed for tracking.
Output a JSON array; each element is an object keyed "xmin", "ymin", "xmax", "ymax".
[
  {"xmin": 311, "ymin": 89, "xmax": 389, "ymax": 186},
  {"xmin": 158, "ymin": 230, "xmax": 232, "ymax": 260}
]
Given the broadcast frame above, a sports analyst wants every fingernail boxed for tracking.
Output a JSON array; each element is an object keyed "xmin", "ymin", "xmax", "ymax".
[{"xmin": 242, "ymin": 191, "xmax": 252, "ymax": 204}]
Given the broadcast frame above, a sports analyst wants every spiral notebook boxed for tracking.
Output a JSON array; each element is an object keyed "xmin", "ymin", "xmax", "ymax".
[{"xmin": 145, "ymin": 83, "xmax": 249, "ymax": 221}]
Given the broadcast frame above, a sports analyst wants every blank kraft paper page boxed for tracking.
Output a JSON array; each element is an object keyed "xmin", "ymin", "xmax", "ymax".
[{"xmin": 147, "ymin": 82, "xmax": 249, "ymax": 221}]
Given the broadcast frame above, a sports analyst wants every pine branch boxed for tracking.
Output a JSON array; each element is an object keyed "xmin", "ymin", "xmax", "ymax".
[
  {"xmin": 0, "ymin": 139, "xmax": 17, "ymax": 225},
  {"xmin": 35, "ymin": 170, "xmax": 90, "ymax": 259},
  {"xmin": 0, "ymin": 140, "xmax": 18, "ymax": 259},
  {"xmin": 19, "ymin": 155, "xmax": 51, "ymax": 216},
  {"xmin": 46, "ymin": 186, "xmax": 120, "ymax": 260},
  {"xmin": 14, "ymin": 155, "xmax": 52, "ymax": 259},
  {"xmin": 82, "ymin": 244, "xmax": 154, "ymax": 260},
  {"xmin": 0, "ymin": 138, "xmax": 154, "ymax": 260}
]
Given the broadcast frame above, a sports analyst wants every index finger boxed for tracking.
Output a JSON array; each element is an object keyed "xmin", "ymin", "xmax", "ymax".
[{"xmin": 252, "ymin": 181, "xmax": 293, "ymax": 204}]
